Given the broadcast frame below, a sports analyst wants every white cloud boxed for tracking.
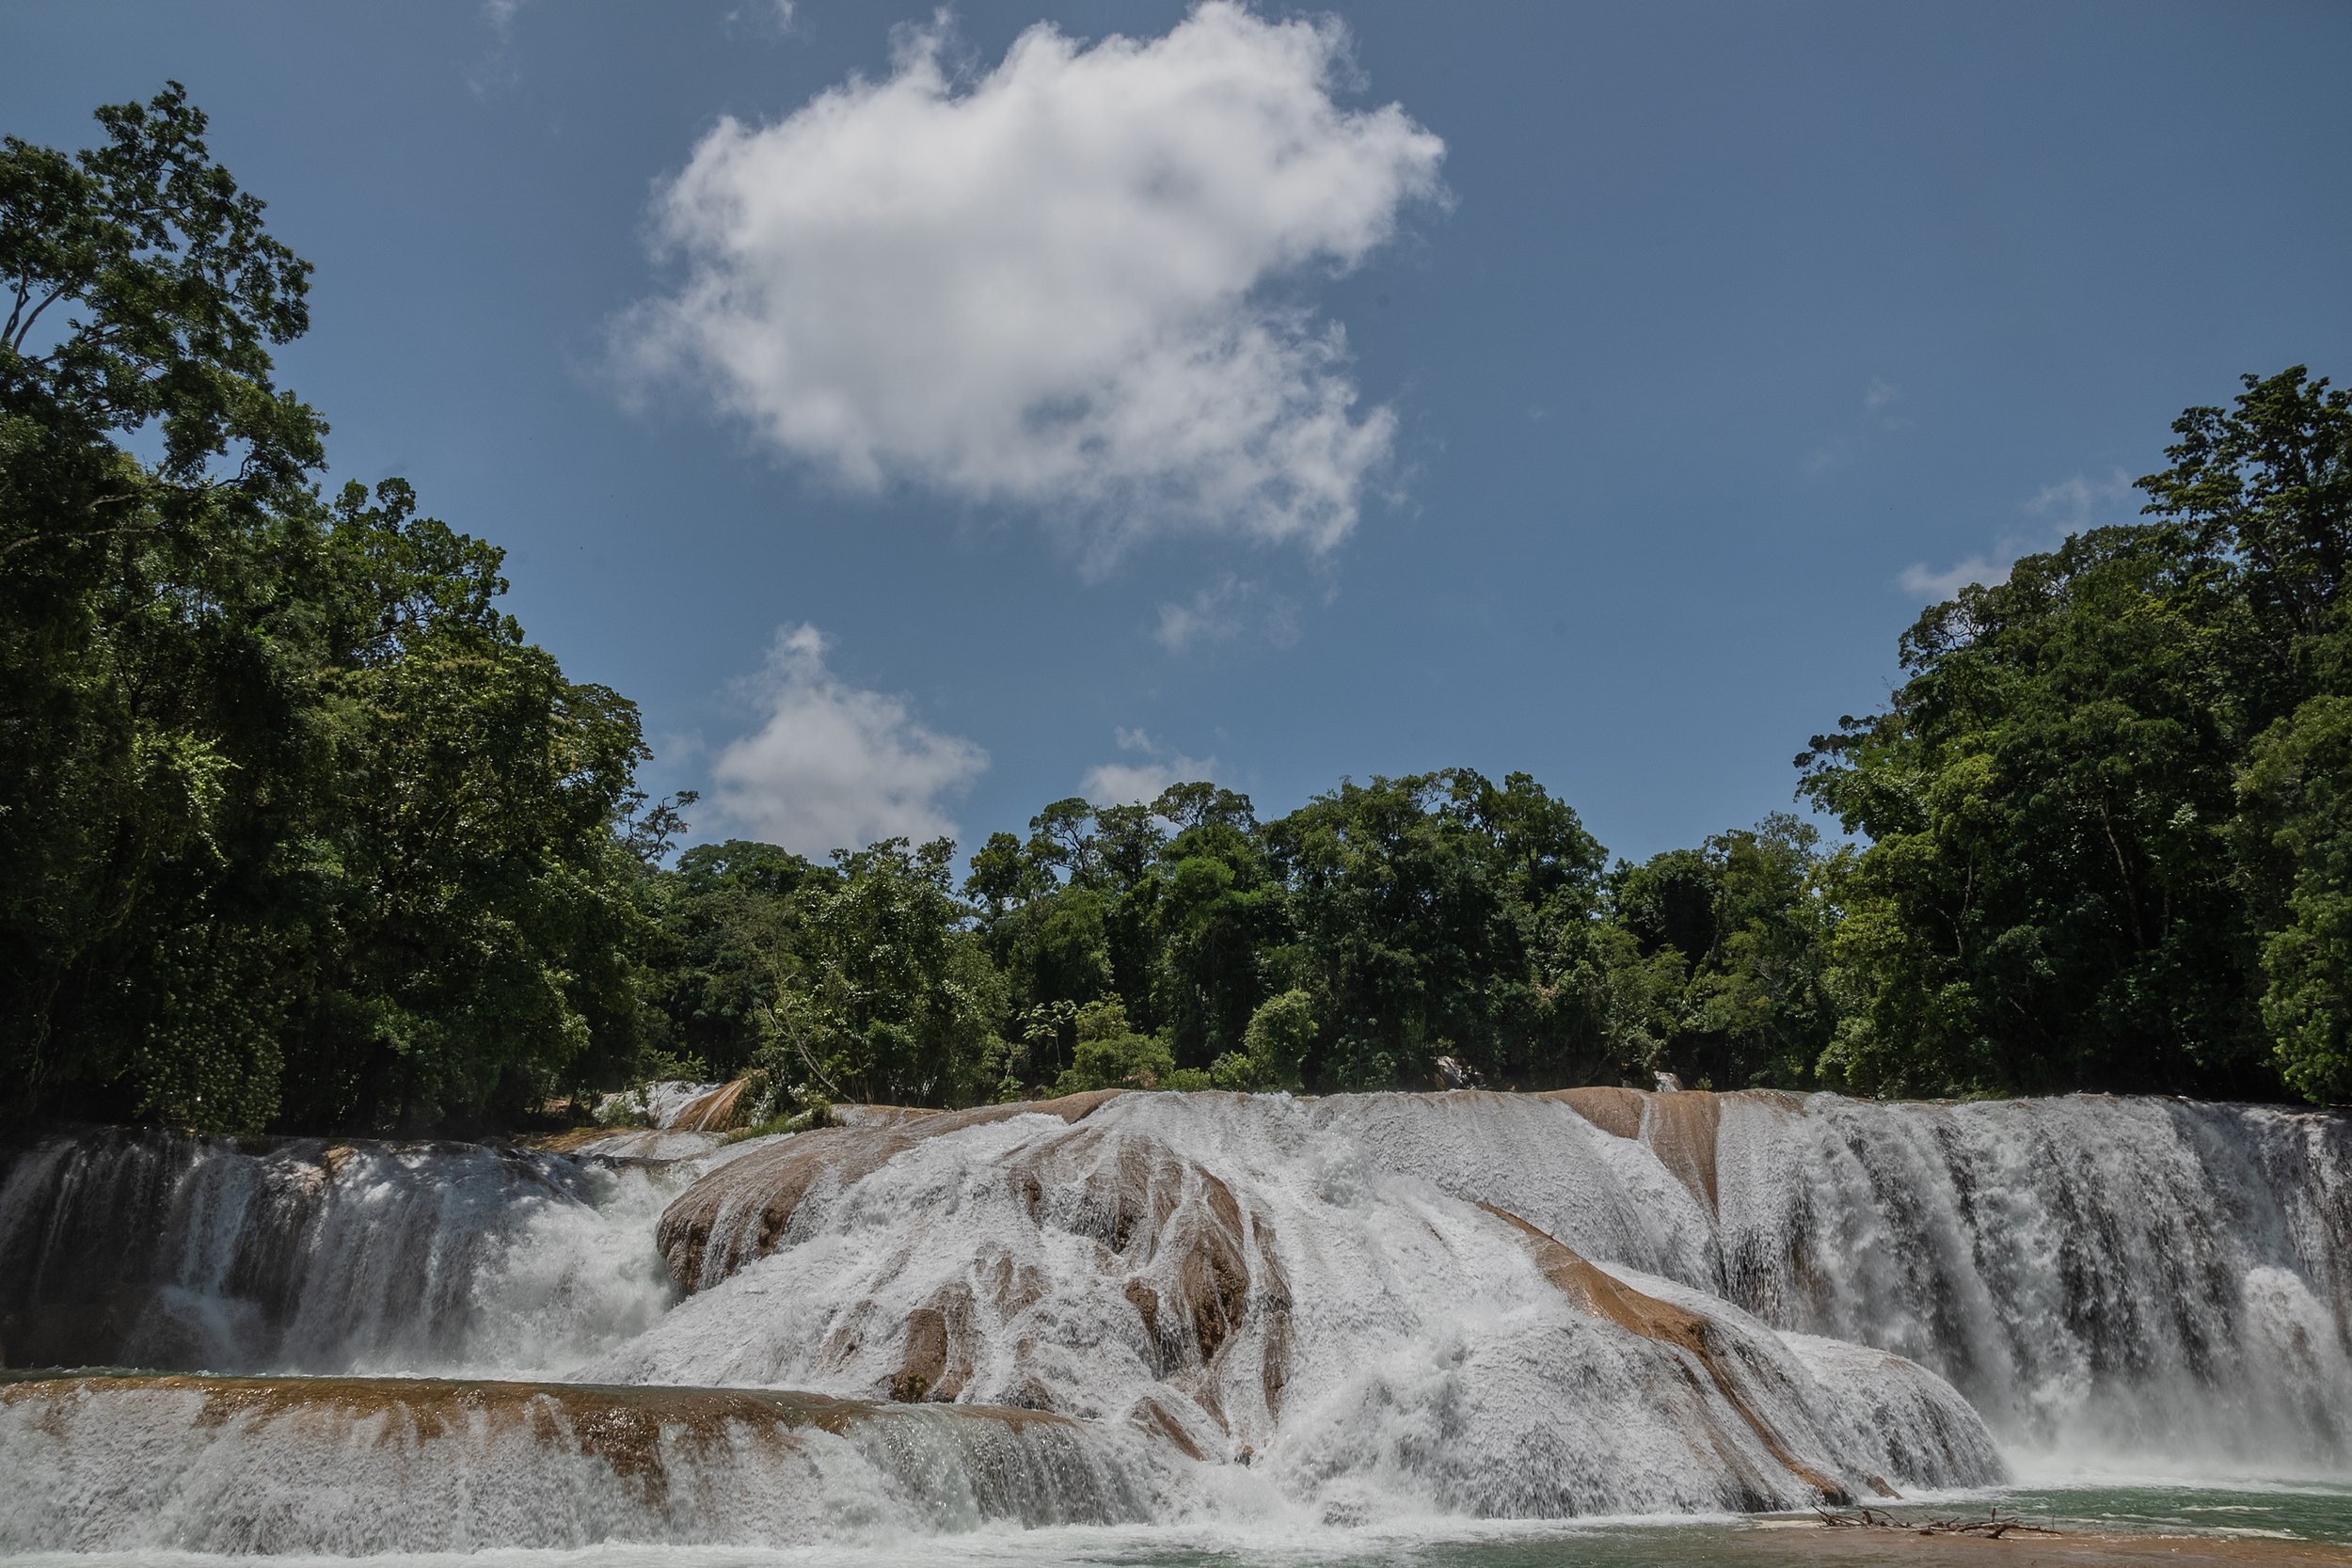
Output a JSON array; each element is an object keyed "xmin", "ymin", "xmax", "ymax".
[
  {"xmin": 1898, "ymin": 469, "xmax": 2137, "ymax": 602},
  {"xmin": 616, "ymin": 2, "xmax": 1444, "ymax": 566},
  {"xmin": 2026, "ymin": 467, "xmax": 2133, "ymax": 528},
  {"xmin": 708, "ymin": 625, "xmax": 988, "ymax": 855},
  {"xmin": 1864, "ymin": 377, "xmax": 1901, "ymax": 411},
  {"xmin": 1899, "ymin": 554, "xmax": 2010, "ymax": 600},
  {"xmin": 1081, "ymin": 727, "xmax": 1216, "ymax": 805},
  {"xmin": 1154, "ymin": 572, "xmax": 1298, "ymax": 651},
  {"xmin": 723, "ymin": 0, "xmax": 796, "ymax": 37}
]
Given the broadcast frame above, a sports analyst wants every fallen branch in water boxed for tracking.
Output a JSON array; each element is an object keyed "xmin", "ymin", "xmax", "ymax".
[{"xmin": 1813, "ymin": 1505, "xmax": 2063, "ymax": 1539}]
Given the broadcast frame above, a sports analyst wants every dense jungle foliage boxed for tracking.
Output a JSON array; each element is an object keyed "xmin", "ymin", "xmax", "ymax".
[{"xmin": 5, "ymin": 90, "xmax": 2347, "ymax": 1133}]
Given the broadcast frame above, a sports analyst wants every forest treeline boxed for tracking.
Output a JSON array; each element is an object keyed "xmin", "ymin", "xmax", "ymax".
[{"xmin": 5, "ymin": 89, "xmax": 2348, "ymax": 1134}]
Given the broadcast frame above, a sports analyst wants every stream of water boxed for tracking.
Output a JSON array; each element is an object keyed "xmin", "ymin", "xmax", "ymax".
[{"xmin": 0, "ymin": 1088, "xmax": 2344, "ymax": 1561}]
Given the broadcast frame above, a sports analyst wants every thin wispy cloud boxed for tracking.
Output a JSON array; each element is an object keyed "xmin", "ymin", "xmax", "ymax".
[
  {"xmin": 1081, "ymin": 727, "xmax": 1216, "ymax": 806},
  {"xmin": 2026, "ymin": 468, "xmax": 2133, "ymax": 528},
  {"xmin": 1153, "ymin": 574, "xmax": 1300, "ymax": 652},
  {"xmin": 1898, "ymin": 553, "xmax": 2011, "ymax": 601},
  {"xmin": 722, "ymin": 0, "xmax": 797, "ymax": 39},
  {"xmin": 1899, "ymin": 469, "xmax": 2136, "ymax": 602},
  {"xmin": 708, "ymin": 624, "xmax": 987, "ymax": 855},
  {"xmin": 469, "ymin": 0, "xmax": 529, "ymax": 94},
  {"xmin": 615, "ymin": 3, "xmax": 1445, "ymax": 570}
]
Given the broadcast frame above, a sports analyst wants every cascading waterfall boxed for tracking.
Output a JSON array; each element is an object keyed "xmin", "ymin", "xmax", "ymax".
[
  {"xmin": 0, "ymin": 1126, "xmax": 681, "ymax": 1377},
  {"xmin": 604, "ymin": 1091, "xmax": 2001, "ymax": 1519},
  {"xmin": 0, "ymin": 1372, "xmax": 1156, "ymax": 1554},
  {"xmin": 0, "ymin": 1086, "xmax": 2344, "ymax": 1554},
  {"xmin": 1304, "ymin": 1090, "xmax": 2352, "ymax": 1473},
  {"xmin": 1716, "ymin": 1093, "xmax": 2352, "ymax": 1472}
]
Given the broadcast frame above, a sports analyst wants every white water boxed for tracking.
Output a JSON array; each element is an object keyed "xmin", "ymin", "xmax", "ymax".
[
  {"xmin": 0, "ymin": 1088, "xmax": 2345, "ymax": 1556},
  {"xmin": 1290, "ymin": 1091, "xmax": 2352, "ymax": 1474},
  {"xmin": 1715, "ymin": 1094, "xmax": 2352, "ymax": 1473},
  {"xmin": 598, "ymin": 1095, "xmax": 1998, "ymax": 1518},
  {"xmin": 0, "ymin": 1129, "xmax": 680, "ymax": 1377},
  {"xmin": 0, "ymin": 1380, "xmax": 1159, "ymax": 1555}
]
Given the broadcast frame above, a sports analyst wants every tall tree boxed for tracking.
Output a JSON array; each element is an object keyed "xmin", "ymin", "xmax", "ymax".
[
  {"xmin": 1801, "ymin": 369, "xmax": 2350, "ymax": 1101},
  {"xmin": 2, "ymin": 87, "xmax": 657, "ymax": 1132}
]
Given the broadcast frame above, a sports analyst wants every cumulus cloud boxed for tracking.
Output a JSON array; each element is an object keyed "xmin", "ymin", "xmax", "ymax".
[
  {"xmin": 1899, "ymin": 470, "xmax": 2136, "ymax": 602},
  {"xmin": 616, "ymin": 2, "xmax": 1445, "ymax": 565},
  {"xmin": 709, "ymin": 625, "xmax": 988, "ymax": 855},
  {"xmin": 1081, "ymin": 727, "xmax": 1216, "ymax": 805}
]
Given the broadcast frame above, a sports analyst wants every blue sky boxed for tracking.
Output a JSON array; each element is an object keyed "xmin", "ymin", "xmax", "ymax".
[{"xmin": 8, "ymin": 2, "xmax": 2349, "ymax": 862}]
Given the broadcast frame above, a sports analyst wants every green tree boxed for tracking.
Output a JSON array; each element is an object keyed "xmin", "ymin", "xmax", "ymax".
[
  {"xmin": 280, "ymin": 483, "xmax": 656, "ymax": 1127},
  {"xmin": 2, "ymin": 88, "xmax": 659, "ymax": 1132},
  {"xmin": 1801, "ymin": 368, "xmax": 2350, "ymax": 1102},
  {"xmin": 1263, "ymin": 768, "xmax": 1613, "ymax": 1089},
  {"xmin": 2, "ymin": 85, "xmax": 324, "ymax": 1129},
  {"xmin": 2234, "ymin": 691, "xmax": 2352, "ymax": 1101},
  {"xmin": 1215, "ymin": 988, "xmax": 1315, "ymax": 1091},
  {"xmin": 754, "ymin": 838, "xmax": 1007, "ymax": 1107},
  {"xmin": 1608, "ymin": 816, "xmax": 1844, "ymax": 1090},
  {"xmin": 640, "ymin": 839, "xmax": 819, "ymax": 1079},
  {"xmin": 1054, "ymin": 996, "xmax": 1180, "ymax": 1094}
]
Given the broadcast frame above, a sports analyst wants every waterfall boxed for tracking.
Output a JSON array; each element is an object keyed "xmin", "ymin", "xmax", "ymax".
[
  {"xmin": 1714, "ymin": 1094, "xmax": 2352, "ymax": 1474},
  {"xmin": 0, "ymin": 1127, "xmax": 679, "ymax": 1377},
  {"xmin": 0, "ymin": 1087, "xmax": 2344, "ymax": 1551},
  {"xmin": 606, "ymin": 1092, "xmax": 2000, "ymax": 1519},
  {"xmin": 1293, "ymin": 1090, "xmax": 2352, "ymax": 1473},
  {"xmin": 0, "ymin": 1371, "xmax": 1157, "ymax": 1554}
]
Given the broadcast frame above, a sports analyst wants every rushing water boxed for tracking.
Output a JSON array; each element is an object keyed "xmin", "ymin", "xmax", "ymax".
[
  {"xmin": 0, "ymin": 1088, "xmax": 2344, "ymax": 1560},
  {"xmin": 0, "ymin": 1126, "xmax": 680, "ymax": 1377}
]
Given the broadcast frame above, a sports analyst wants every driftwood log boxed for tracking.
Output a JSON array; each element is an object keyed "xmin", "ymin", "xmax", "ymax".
[{"xmin": 1814, "ymin": 1505, "xmax": 2063, "ymax": 1539}]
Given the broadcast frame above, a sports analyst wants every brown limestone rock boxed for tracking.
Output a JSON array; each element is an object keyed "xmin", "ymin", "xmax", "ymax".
[
  {"xmin": 1645, "ymin": 1090, "xmax": 1724, "ymax": 1211},
  {"xmin": 892, "ymin": 1307, "xmax": 948, "ymax": 1403},
  {"xmin": 1006, "ymin": 1119, "xmax": 1288, "ymax": 1438},
  {"xmin": 1542, "ymin": 1086, "xmax": 1800, "ymax": 1214},
  {"xmin": 1255, "ymin": 1227, "xmax": 1295, "ymax": 1419},
  {"xmin": 673, "ymin": 1079, "xmax": 754, "ymax": 1132},
  {"xmin": 1546, "ymin": 1085, "xmax": 1647, "ymax": 1141},
  {"xmin": 1130, "ymin": 1394, "xmax": 1206, "ymax": 1460},
  {"xmin": 889, "ymin": 1283, "xmax": 977, "ymax": 1403},
  {"xmin": 1009, "ymin": 1125, "xmax": 1256, "ymax": 1370}
]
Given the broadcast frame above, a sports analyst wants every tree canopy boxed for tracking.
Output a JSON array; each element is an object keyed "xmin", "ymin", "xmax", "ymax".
[
  {"xmin": 1800, "ymin": 368, "xmax": 2352, "ymax": 1101},
  {"xmin": 5, "ymin": 88, "xmax": 2345, "ymax": 1132},
  {"xmin": 2, "ymin": 87, "xmax": 657, "ymax": 1132}
]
